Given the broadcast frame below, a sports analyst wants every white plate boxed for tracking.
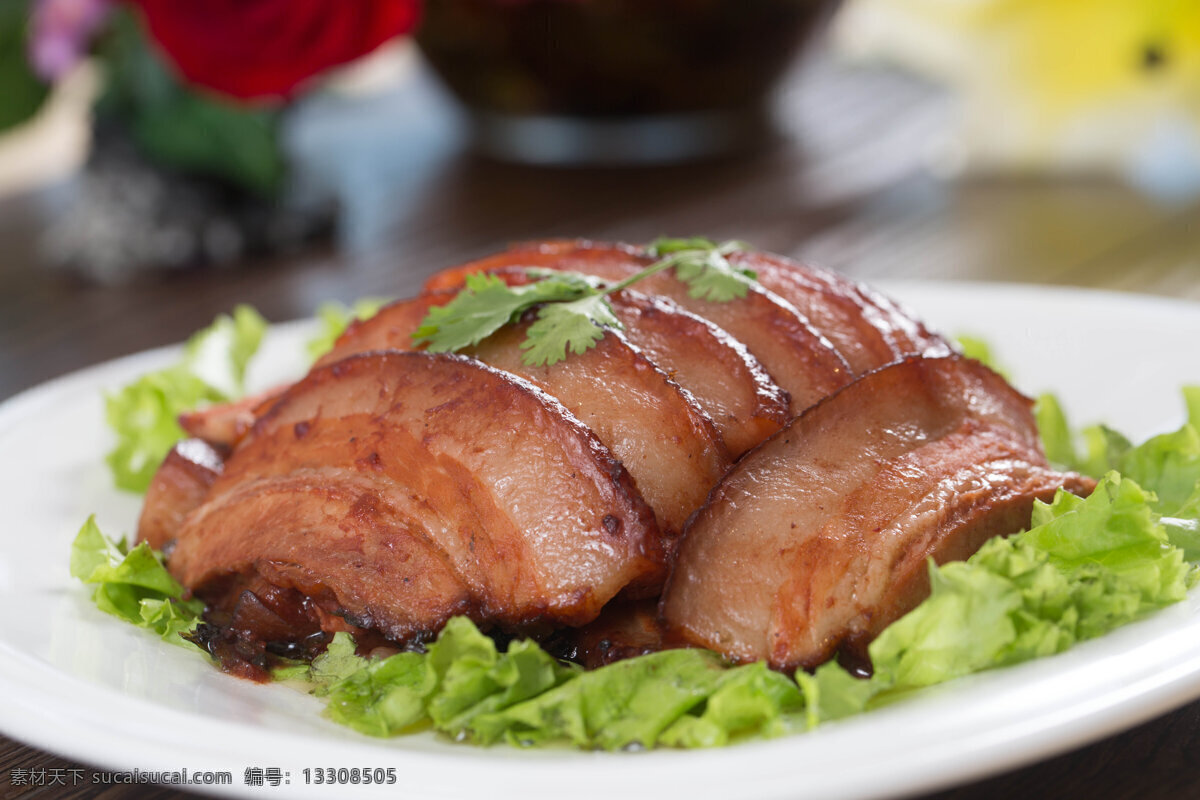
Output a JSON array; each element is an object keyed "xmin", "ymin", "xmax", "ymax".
[{"xmin": 2, "ymin": 282, "xmax": 1200, "ymax": 800}]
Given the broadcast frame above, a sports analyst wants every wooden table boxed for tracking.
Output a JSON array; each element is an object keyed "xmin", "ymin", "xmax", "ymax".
[{"xmin": 2, "ymin": 51, "xmax": 1199, "ymax": 799}]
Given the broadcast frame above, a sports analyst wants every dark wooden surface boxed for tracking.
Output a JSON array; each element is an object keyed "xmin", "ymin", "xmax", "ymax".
[{"xmin": 2, "ymin": 50, "xmax": 1199, "ymax": 800}]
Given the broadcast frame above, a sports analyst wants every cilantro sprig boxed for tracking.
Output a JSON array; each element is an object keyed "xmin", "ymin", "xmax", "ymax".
[{"xmin": 413, "ymin": 238, "xmax": 755, "ymax": 367}]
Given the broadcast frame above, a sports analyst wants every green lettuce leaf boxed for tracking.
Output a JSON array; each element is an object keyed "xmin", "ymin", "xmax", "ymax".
[
  {"xmin": 469, "ymin": 649, "xmax": 727, "ymax": 749},
  {"xmin": 309, "ymin": 618, "xmax": 809, "ymax": 750},
  {"xmin": 70, "ymin": 516, "xmax": 203, "ymax": 645},
  {"xmin": 1037, "ymin": 387, "xmax": 1200, "ymax": 559},
  {"xmin": 323, "ymin": 650, "xmax": 434, "ymax": 737},
  {"xmin": 659, "ymin": 662, "xmax": 804, "ymax": 747},
  {"xmin": 318, "ymin": 618, "xmax": 576, "ymax": 739},
  {"xmin": 305, "ymin": 298, "xmax": 390, "ymax": 362},
  {"xmin": 801, "ymin": 472, "xmax": 1192, "ymax": 723},
  {"xmin": 104, "ymin": 305, "xmax": 266, "ymax": 492},
  {"xmin": 956, "ymin": 335, "xmax": 1010, "ymax": 380}
]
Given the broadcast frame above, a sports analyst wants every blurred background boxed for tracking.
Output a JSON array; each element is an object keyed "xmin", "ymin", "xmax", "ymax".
[
  {"xmin": 2, "ymin": 0, "xmax": 1198, "ymax": 390},
  {"xmin": 2, "ymin": 1, "xmax": 1200, "ymax": 797}
]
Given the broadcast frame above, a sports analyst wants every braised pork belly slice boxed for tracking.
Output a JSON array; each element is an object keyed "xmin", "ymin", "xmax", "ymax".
[
  {"xmin": 730, "ymin": 251, "xmax": 951, "ymax": 374},
  {"xmin": 174, "ymin": 471, "xmax": 474, "ymax": 645},
  {"xmin": 660, "ymin": 355, "xmax": 1094, "ymax": 671},
  {"xmin": 168, "ymin": 351, "xmax": 664, "ymax": 645},
  {"xmin": 423, "ymin": 240, "xmax": 853, "ymax": 416},
  {"xmin": 318, "ymin": 294, "xmax": 729, "ymax": 540},
  {"xmin": 467, "ymin": 323, "xmax": 729, "ymax": 541},
  {"xmin": 137, "ymin": 438, "xmax": 224, "ymax": 552}
]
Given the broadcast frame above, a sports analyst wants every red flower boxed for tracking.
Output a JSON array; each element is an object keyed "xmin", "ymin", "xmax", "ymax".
[{"xmin": 128, "ymin": 0, "xmax": 421, "ymax": 101}]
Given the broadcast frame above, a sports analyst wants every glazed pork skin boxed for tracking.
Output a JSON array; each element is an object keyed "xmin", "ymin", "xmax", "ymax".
[
  {"xmin": 447, "ymin": 240, "xmax": 950, "ymax": 376},
  {"xmin": 168, "ymin": 351, "xmax": 665, "ymax": 644},
  {"xmin": 660, "ymin": 355, "xmax": 1094, "ymax": 671},
  {"xmin": 422, "ymin": 240, "xmax": 853, "ymax": 416}
]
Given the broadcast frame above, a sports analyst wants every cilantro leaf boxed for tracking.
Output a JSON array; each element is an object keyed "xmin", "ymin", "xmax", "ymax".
[
  {"xmin": 416, "ymin": 239, "xmax": 755, "ymax": 365},
  {"xmin": 414, "ymin": 274, "xmax": 576, "ymax": 353},
  {"xmin": 663, "ymin": 242, "xmax": 757, "ymax": 303},
  {"xmin": 414, "ymin": 272, "xmax": 602, "ymax": 355},
  {"xmin": 520, "ymin": 294, "xmax": 622, "ymax": 367}
]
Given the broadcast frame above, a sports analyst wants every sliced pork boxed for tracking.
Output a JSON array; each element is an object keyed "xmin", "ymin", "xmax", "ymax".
[
  {"xmin": 423, "ymin": 240, "xmax": 854, "ymax": 415},
  {"xmin": 319, "ymin": 294, "xmax": 731, "ymax": 539},
  {"xmin": 660, "ymin": 355, "xmax": 1094, "ymax": 670},
  {"xmin": 163, "ymin": 352, "xmax": 665, "ymax": 649},
  {"xmin": 730, "ymin": 250, "xmax": 951, "ymax": 373}
]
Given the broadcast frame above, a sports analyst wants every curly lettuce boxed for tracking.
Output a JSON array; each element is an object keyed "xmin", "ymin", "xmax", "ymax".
[
  {"xmin": 304, "ymin": 298, "xmax": 390, "ymax": 362},
  {"xmin": 69, "ymin": 516, "xmax": 203, "ymax": 646},
  {"xmin": 104, "ymin": 305, "xmax": 267, "ymax": 492}
]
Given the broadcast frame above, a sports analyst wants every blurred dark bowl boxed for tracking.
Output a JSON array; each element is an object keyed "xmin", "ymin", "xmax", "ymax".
[{"xmin": 415, "ymin": 0, "xmax": 838, "ymax": 165}]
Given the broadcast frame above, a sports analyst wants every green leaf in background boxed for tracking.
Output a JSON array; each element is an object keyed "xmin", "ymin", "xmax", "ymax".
[
  {"xmin": 305, "ymin": 297, "xmax": 391, "ymax": 362},
  {"xmin": 131, "ymin": 95, "xmax": 283, "ymax": 197},
  {"xmin": 956, "ymin": 334, "xmax": 1011, "ymax": 380},
  {"xmin": 104, "ymin": 305, "xmax": 267, "ymax": 493},
  {"xmin": 104, "ymin": 365, "xmax": 226, "ymax": 492},
  {"xmin": 70, "ymin": 516, "xmax": 203, "ymax": 645},
  {"xmin": 0, "ymin": 0, "xmax": 50, "ymax": 132},
  {"xmin": 95, "ymin": 9, "xmax": 283, "ymax": 196}
]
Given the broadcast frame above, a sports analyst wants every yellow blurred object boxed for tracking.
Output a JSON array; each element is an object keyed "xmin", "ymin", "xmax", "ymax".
[{"xmin": 835, "ymin": 0, "xmax": 1200, "ymax": 198}]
